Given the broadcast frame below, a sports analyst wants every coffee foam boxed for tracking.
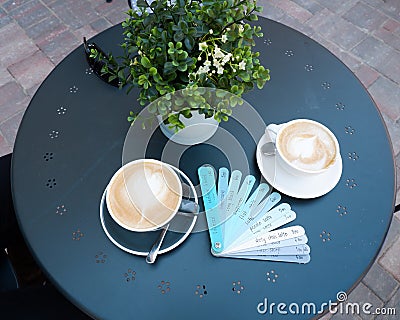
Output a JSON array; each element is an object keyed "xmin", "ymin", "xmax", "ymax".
[
  {"xmin": 278, "ymin": 122, "xmax": 336, "ymax": 171},
  {"xmin": 107, "ymin": 161, "xmax": 182, "ymax": 230}
]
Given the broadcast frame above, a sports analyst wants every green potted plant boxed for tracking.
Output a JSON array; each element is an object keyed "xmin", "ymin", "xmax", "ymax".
[{"xmin": 91, "ymin": 0, "xmax": 270, "ymax": 140}]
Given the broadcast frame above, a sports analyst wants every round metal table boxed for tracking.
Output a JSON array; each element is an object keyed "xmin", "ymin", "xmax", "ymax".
[{"xmin": 12, "ymin": 17, "xmax": 396, "ymax": 319}]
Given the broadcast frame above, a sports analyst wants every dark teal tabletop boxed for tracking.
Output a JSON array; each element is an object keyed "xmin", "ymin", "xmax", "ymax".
[{"xmin": 11, "ymin": 17, "xmax": 396, "ymax": 320}]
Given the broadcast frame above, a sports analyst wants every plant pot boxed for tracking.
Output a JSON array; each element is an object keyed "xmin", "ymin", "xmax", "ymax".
[{"xmin": 157, "ymin": 111, "xmax": 219, "ymax": 145}]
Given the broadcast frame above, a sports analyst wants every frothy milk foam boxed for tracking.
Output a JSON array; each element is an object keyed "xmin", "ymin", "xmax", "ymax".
[
  {"xmin": 278, "ymin": 122, "xmax": 336, "ymax": 171},
  {"xmin": 107, "ymin": 161, "xmax": 182, "ymax": 230}
]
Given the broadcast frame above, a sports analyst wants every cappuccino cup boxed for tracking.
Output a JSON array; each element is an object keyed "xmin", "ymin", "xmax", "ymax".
[
  {"xmin": 266, "ymin": 119, "xmax": 340, "ymax": 176},
  {"xmin": 106, "ymin": 159, "xmax": 183, "ymax": 232}
]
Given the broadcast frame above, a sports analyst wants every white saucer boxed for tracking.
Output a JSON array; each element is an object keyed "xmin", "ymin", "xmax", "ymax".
[
  {"xmin": 100, "ymin": 164, "xmax": 198, "ymax": 256},
  {"xmin": 256, "ymin": 133, "xmax": 343, "ymax": 199}
]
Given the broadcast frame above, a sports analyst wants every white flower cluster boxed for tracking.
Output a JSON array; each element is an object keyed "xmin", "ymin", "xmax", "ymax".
[
  {"xmin": 194, "ymin": 44, "xmax": 233, "ymax": 76},
  {"xmin": 194, "ymin": 44, "xmax": 245, "ymax": 77},
  {"xmin": 190, "ymin": 27, "xmax": 248, "ymax": 79}
]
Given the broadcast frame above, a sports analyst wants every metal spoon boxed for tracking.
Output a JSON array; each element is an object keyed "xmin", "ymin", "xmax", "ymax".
[
  {"xmin": 146, "ymin": 224, "xmax": 169, "ymax": 264},
  {"xmin": 145, "ymin": 199, "xmax": 199, "ymax": 264},
  {"xmin": 260, "ymin": 141, "xmax": 276, "ymax": 156}
]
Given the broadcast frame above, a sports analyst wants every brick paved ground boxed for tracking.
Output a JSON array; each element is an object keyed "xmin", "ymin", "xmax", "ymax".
[{"xmin": 0, "ymin": 0, "xmax": 399, "ymax": 318}]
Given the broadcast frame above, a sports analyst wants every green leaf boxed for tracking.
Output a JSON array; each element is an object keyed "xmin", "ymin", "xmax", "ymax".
[
  {"xmin": 161, "ymin": 30, "xmax": 167, "ymax": 42},
  {"xmin": 148, "ymin": 103, "xmax": 157, "ymax": 113},
  {"xmin": 174, "ymin": 32, "xmax": 185, "ymax": 42},
  {"xmin": 184, "ymin": 37, "xmax": 194, "ymax": 51},
  {"xmin": 178, "ymin": 20, "xmax": 188, "ymax": 32},
  {"xmin": 231, "ymin": 85, "xmax": 239, "ymax": 94},
  {"xmin": 117, "ymin": 69, "xmax": 125, "ymax": 78},
  {"xmin": 163, "ymin": 61, "xmax": 174, "ymax": 73},
  {"xmin": 238, "ymin": 71, "xmax": 250, "ymax": 82},
  {"xmin": 177, "ymin": 63, "xmax": 188, "ymax": 72},
  {"xmin": 181, "ymin": 109, "xmax": 192, "ymax": 118},
  {"xmin": 136, "ymin": 0, "xmax": 148, "ymax": 8},
  {"xmin": 149, "ymin": 67, "xmax": 157, "ymax": 75},
  {"xmin": 249, "ymin": 14, "xmax": 258, "ymax": 21},
  {"xmin": 153, "ymin": 73, "xmax": 164, "ymax": 84},
  {"xmin": 141, "ymin": 56, "xmax": 152, "ymax": 68}
]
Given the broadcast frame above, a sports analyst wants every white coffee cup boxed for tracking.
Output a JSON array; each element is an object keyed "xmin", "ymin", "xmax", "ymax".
[
  {"xmin": 106, "ymin": 159, "xmax": 183, "ymax": 232},
  {"xmin": 266, "ymin": 119, "xmax": 340, "ymax": 177}
]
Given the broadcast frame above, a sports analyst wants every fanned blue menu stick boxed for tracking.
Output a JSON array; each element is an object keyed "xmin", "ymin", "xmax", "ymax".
[
  {"xmin": 198, "ymin": 165, "xmax": 224, "ymax": 254},
  {"xmin": 223, "ymin": 174, "xmax": 256, "ymax": 247},
  {"xmin": 217, "ymin": 167, "xmax": 229, "ymax": 235},
  {"xmin": 198, "ymin": 166, "xmax": 311, "ymax": 264}
]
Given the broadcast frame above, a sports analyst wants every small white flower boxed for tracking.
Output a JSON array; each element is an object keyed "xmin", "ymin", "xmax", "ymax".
[
  {"xmin": 212, "ymin": 70, "xmax": 216, "ymax": 73},
  {"xmin": 238, "ymin": 24, "xmax": 244, "ymax": 33},
  {"xmin": 198, "ymin": 65, "xmax": 211, "ymax": 75},
  {"xmin": 227, "ymin": 28, "xmax": 231, "ymax": 31},
  {"xmin": 239, "ymin": 60, "xmax": 246, "ymax": 70},
  {"xmin": 214, "ymin": 46, "xmax": 224, "ymax": 59},
  {"xmin": 198, "ymin": 56, "xmax": 202, "ymax": 61},
  {"xmin": 209, "ymin": 29, "xmax": 213, "ymax": 34},
  {"xmin": 199, "ymin": 42, "xmax": 207, "ymax": 51},
  {"xmin": 221, "ymin": 34, "xmax": 228, "ymax": 43},
  {"xmin": 232, "ymin": 68, "xmax": 237, "ymax": 72},
  {"xmin": 217, "ymin": 66, "xmax": 224, "ymax": 74},
  {"xmin": 222, "ymin": 53, "xmax": 231, "ymax": 64},
  {"xmin": 138, "ymin": 50, "xmax": 142, "ymax": 55},
  {"xmin": 204, "ymin": 60, "xmax": 211, "ymax": 67}
]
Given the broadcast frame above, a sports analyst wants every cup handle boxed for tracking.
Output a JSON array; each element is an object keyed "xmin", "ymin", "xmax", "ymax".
[{"xmin": 266, "ymin": 124, "xmax": 282, "ymax": 143}]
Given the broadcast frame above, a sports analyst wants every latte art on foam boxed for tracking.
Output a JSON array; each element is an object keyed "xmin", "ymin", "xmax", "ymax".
[
  {"xmin": 107, "ymin": 161, "xmax": 182, "ymax": 231},
  {"xmin": 278, "ymin": 122, "xmax": 336, "ymax": 171},
  {"xmin": 127, "ymin": 169, "xmax": 171, "ymax": 213}
]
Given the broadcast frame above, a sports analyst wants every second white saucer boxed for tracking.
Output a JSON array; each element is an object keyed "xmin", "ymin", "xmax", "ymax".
[{"xmin": 256, "ymin": 133, "xmax": 343, "ymax": 199}]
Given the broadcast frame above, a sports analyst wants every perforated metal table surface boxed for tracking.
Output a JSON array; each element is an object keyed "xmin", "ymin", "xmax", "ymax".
[{"xmin": 12, "ymin": 17, "xmax": 396, "ymax": 320}]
